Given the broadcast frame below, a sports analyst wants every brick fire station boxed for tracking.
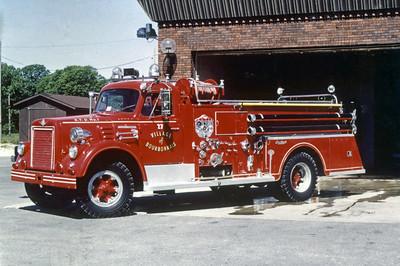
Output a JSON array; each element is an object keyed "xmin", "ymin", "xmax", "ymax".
[{"xmin": 138, "ymin": 0, "xmax": 400, "ymax": 171}]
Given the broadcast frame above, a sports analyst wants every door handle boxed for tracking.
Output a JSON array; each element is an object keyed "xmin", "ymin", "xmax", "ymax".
[{"xmin": 170, "ymin": 127, "xmax": 180, "ymax": 131}]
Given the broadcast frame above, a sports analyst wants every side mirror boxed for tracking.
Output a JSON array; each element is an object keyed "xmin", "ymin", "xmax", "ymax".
[
  {"xmin": 89, "ymin": 91, "xmax": 99, "ymax": 114},
  {"xmin": 160, "ymin": 89, "xmax": 172, "ymax": 116}
]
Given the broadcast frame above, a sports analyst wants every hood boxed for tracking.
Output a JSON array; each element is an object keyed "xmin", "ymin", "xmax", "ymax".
[{"xmin": 31, "ymin": 113, "xmax": 125, "ymax": 127}]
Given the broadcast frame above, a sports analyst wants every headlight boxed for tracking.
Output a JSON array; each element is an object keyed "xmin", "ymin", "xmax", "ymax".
[
  {"xmin": 69, "ymin": 145, "xmax": 78, "ymax": 160},
  {"xmin": 70, "ymin": 127, "xmax": 91, "ymax": 143},
  {"xmin": 17, "ymin": 143, "xmax": 25, "ymax": 156}
]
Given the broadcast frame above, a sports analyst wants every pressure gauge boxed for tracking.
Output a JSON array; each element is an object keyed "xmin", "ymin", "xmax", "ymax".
[
  {"xmin": 199, "ymin": 150, "xmax": 207, "ymax": 159},
  {"xmin": 195, "ymin": 115, "xmax": 214, "ymax": 138},
  {"xmin": 199, "ymin": 141, "xmax": 208, "ymax": 150}
]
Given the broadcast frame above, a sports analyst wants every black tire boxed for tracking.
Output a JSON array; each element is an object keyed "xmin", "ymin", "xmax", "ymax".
[
  {"xmin": 78, "ymin": 162, "xmax": 135, "ymax": 218},
  {"xmin": 272, "ymin": 152, "xmax": 318, "ymax": 202},
  {"xmin": 25, "ymin": 183, "xmax": 75, "ymax": 209}
]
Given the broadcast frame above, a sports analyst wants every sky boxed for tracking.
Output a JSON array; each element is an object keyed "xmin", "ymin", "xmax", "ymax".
[{"xmin": 0, "ymin": 0, "xmax": 158, "ymax": 78}]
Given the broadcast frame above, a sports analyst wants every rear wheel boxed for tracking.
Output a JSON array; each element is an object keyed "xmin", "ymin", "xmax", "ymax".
[
  {"xmin": 25, "ymin": 183, "xmax": 74, "ymax": 209},
  {"xmin": 272, "ymin": 152, "xmax": 318, "ymax": 202},
  {"xmin": 78, "ymin": 162, "xmax": 135, "ymax": 218}
]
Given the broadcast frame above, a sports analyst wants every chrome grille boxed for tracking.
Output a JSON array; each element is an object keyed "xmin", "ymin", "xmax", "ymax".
[{"xmin": 31, "ymin": 127, "xmax": 55, "ymax": 171}]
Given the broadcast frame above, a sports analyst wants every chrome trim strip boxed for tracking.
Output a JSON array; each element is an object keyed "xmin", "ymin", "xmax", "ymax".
[
  {"xmin": 43, "ymin": 175, "xmax": 76, "ymax": 181},
  {"xmin": 11, "ymin": 171, "xmax": 36, "ymax": 176},
  {"xmin": 118, "ymin": 136, "xmax": 137, "ymax": 140},
  {"xmin": 326, "ymin": 166, "xmax": 364, "ymax": 171},
  {"xmin": 11, "ymin": 174, "xmax": 36, "ymax": 180},
  {"xmin": 328, "ymin": 169, "xmax": 366, "ymax": 176},
  {"xmin": 117, "ymin": 125, "xmax": 138, "ymax": 129},
  {"xmin": 144, "ymin": 174, "xmax": 275, "ymax": 191},
  {"xmin": 268, "ymin": 134, "xmax": 354, "ymax": 140},
  {"xmin": 62, "ymin": 121, "xmax": 177, "ymax": 125},
  {"xmin": 241, "ymin": 102, "xmax": 342, "ymax": 107},
  {"xmin": 42, "ymin": 178, "xmax": 76, "ymax": 185},
  {"xmin": 116, "ymin": 132, "xmax": 136, "ymax": 136}
]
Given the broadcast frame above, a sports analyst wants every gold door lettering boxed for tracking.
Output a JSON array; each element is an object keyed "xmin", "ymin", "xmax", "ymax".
[{"xmin": 145, "ymin": 131, "xmax": 176, "ymax": 152}]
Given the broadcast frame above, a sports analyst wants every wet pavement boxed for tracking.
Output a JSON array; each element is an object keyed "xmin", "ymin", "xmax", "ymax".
[{"xmin": 128, "ymin": 176, "xmax": 400, "ymax": 223}]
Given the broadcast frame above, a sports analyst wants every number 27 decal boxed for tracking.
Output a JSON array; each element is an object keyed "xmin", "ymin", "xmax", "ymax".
[{"xmin": 157, "ymin": 124, "xmax": 163, "ymax": 129}]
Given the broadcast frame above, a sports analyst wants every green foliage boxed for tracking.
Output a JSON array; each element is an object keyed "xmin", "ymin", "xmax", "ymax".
[
  {"xmin": 1, "ymin": 63, "xmax": 50, "ymax": 136},
  {"xmin": 1, "ymin": 133, "xmax": 19, "ymax": 144},
  {"xmin": 38, "ymin": 65, "xmax": 107, "ymax": 97}
]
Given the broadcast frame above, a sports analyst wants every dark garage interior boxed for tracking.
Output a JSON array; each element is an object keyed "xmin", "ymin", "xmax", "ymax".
[{"xmin": 195, "ymin": 49, "xmax": 400, "ymax": 171}]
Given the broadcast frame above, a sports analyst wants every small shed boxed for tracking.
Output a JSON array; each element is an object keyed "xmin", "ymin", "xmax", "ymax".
[{"xmin": 13, "ymin": 93, "xmax": 90, "ymax": 141}]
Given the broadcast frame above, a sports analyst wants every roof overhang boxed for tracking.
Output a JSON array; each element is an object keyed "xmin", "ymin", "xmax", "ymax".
[
  {"xmin": 13, "ymin": 93, "xmax": 89, "ymax": 111},
  {"xmin": 138, "ymin": 0, "xmax": 400, "ymax": 25}
]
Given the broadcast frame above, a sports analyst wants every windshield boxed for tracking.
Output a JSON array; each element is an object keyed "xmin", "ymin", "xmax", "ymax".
[{"xmin": 95, "ymin": 89, "xmax": 139, "ymax": 113}]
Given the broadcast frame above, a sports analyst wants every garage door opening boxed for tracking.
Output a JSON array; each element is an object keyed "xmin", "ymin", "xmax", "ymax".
[{"xmin": 194, "ymin": 50, "xmax": 400, "ymax": 172}]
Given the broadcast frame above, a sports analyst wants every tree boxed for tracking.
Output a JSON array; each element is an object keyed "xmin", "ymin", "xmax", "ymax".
[
  {"xmin": 1, "ymin": 63, "xmax": 20, "ymax": 89},
  {"xmin": 1, "ymin": 63, "xmax": 50, "ymax": 134},
  {"xmin": 1, "ymin": 63, "xmax": 22, "ymax": 134},
  {"xmin": 10, "ymin": 64, "xmax": 50, "ymax": 101},
  {"xmin": 38, "ymin": 66, "xmax": 107, "ymax": 97}
]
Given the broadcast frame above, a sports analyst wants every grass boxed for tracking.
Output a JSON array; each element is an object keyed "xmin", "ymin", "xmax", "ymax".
[{"xmin": 1, "ymin": 133, "xmax": 19, "ymax": 144}]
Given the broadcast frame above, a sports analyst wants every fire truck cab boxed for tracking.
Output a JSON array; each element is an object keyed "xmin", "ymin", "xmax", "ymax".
[{"xmin": 11, "ymin": 70, "xmax": 364, "ymax": 218}]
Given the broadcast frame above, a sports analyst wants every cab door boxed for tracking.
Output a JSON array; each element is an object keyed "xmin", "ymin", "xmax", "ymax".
[{"xmin": 138, "ymin": 91, "xmax": 184, "ymax": 165}]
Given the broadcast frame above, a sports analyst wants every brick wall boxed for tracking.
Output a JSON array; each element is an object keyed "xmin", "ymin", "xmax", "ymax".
[{"xmin": 158, "ymin": 15, "xmax": 400, "ymax": 79}]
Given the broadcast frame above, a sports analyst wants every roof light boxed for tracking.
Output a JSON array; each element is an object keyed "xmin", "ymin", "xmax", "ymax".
[
  {"xmin": 160, "ymin": 38, "xmax": 177, "ymax": 54},
  {"xmin": 328, "ymin": 85, "xmax": 336, "ymax": 94},
  {"xmin": 111, "ymin": 67, "xmax": 123, "ymax": 80},
  {"xmin": 149, "ymin": 64, "xmax": 160, "ymax": 78}
]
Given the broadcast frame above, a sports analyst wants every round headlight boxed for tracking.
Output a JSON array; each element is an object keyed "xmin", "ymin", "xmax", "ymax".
[
  {"xmin": 69, "ymin": 145, "xmax": 78, "ymax": 160},
  {"xmin": 17, "ymin": 143, "xmax": 25, "ymax": 156},
  {"xmin": 70, "ymin": 127, "xmax": 84, "ymax": 143}
]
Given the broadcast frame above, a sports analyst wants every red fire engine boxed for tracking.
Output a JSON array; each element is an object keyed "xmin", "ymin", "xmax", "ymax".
[{"xmin": 11, "ymin": 69, "xmax": 364, "ymax": 218}]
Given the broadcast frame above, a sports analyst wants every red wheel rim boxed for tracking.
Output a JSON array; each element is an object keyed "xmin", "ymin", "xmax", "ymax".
[
  {"xmin": 88, "ymin": 170, "xmax": 123, "ymax": 207},
  {"xmin": 290, "ymin": 163, "xmax": 312, "ymax": 193},
  {"xmin": 92, "ymin": 175, "xmax": 118, "ymax": 203},
  {"xmin": 291, "ymin": 171, "xmax": 302, "ymax": 188}
]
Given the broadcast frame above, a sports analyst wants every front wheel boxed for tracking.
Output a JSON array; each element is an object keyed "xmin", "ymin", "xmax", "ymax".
[
  {"xmin": 77, "ymin": 162, "xmax": 135, "ymax": 218},
  {"xmin": 272, "ymin": 152, "xmax": 318, "ymax": 202}
]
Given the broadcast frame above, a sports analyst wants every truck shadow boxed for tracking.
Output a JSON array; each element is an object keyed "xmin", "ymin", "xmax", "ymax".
[
  {"xmin": 135, "ymin": 187, "xmax": 274, "ymax": 214},
  {"xmin": 18, "ymin": 186, "xmax": 354, "ymax": 219},
  {"xmin": 19, "ymin": 187, "xmax": 273, "ymax": 219}
]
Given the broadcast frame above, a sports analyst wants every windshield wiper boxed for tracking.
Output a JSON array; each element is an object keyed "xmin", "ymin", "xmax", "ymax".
[{"xmin": 119, "ymin": 104, "xmax": 136, "ymax": 112}]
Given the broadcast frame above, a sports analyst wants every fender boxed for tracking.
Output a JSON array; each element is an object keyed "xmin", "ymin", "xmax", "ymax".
[
  {"xmin": 74, "ymin": 140, "xmax": 147, "ymax": 181},
  {"xmin": 273, "ymin": 142, "xmax": 327, "ymax": 179}
]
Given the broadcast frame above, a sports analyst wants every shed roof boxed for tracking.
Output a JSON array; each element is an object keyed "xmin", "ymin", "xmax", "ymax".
[
  {"xmin": 13, "ymin": 93, "xmax": 90, "ymax": 110},
  {"xmin": 138, "ymin": 0, "xmax": 400, "ymax": 23}
]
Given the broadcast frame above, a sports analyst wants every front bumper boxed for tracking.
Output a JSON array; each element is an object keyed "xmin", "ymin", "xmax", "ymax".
[{"xmin": 11, "ymin": 169, "xmax": 77, "ymax": 189}]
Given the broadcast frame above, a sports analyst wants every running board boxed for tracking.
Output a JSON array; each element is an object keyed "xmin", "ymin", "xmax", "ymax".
[
  {"xmin": 143, "ymin": 174, "xmax": 276, "ymax": 192},
  {"xmin": 328, "ymin": 169, "xmax": 366, "ymax": 176}
]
